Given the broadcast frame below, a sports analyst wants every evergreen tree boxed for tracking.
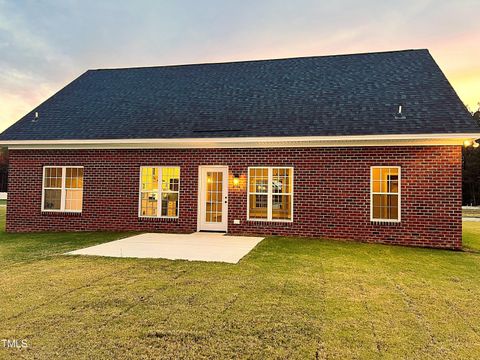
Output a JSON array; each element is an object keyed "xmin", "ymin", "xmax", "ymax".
[{"xmin": 463, "ymin": 106, "xmax": 480, "ymax": 205}]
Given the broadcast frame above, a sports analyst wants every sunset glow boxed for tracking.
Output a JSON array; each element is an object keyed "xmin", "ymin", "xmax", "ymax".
[{"xmin": 0, "ymin": 1, "xmax": 478, "ymax": 133}]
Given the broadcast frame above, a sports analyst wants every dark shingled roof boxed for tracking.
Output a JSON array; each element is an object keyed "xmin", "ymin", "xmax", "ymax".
[{"xmin": 1, "ymin": 49, "xmax": 478, "ymax": 141}]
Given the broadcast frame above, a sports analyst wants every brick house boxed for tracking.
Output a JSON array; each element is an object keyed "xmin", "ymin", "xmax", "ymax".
[{"xmin": 1, "ymin": 49, "xmax": 479, "ymax": 249}]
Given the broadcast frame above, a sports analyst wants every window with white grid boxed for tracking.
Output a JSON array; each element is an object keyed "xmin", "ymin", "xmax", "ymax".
[
  {"xmin": 139, "ymin": 167, "xmax": 180, "ymax": 218},
  {"xmin": 248, "ymin": 167, "xmax": 293, "ymax": 221},
  {"xmin": 42, "ymin": 166, "xmax": 83, "ymax": 212},
  {"xmin": 371, "ymin": 166, "xmax": 401, "ymax": 222}
]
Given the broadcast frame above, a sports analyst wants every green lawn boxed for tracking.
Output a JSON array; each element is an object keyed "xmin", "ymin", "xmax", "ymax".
[{"xmin": 1, "ymin": 207, "xmax": 480, "ymax": 359}]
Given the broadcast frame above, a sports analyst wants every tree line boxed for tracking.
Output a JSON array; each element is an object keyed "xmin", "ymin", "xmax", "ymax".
[
  {"xmin": 463, "ymin": 110, "xmax": 480, "ymax": 205},
  {"xmin": 0, "ymin": 148, "xmax": 7, "ymax": 193}
]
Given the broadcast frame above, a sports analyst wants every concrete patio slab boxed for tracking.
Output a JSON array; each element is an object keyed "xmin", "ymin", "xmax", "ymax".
[{"xmin": 66, "ymin": 232, "xmax": 264, "ymax": 263}]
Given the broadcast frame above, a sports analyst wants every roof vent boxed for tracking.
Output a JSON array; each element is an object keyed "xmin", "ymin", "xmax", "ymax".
[
  {"xmin": 394, "ymin": 104, "xmax": 406, "ymax": 120},
  {"xmin": 32, "ymin": 111, "xmax": 39, "ymax": 122}
]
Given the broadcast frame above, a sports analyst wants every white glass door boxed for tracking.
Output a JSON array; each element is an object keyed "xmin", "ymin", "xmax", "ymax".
[{"xmin": 199, "ymin": 166, "xmax": 228, "ymax": 231}]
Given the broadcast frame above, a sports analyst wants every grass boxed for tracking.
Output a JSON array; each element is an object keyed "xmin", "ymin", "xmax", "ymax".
[
  {"xmin": 462, "ymin": 221, "xmax": 480, "ymax": 251},
  {"xmin": 1, "ymin": 207, "xmax": 480, "ymax": 359},
  {"xmin": 463, "ymin": 207, "xmax": 480, "ymax": 218},
  {"xmin": 0, "ymin": 199, "xmax": 6, "ymax": 206}
]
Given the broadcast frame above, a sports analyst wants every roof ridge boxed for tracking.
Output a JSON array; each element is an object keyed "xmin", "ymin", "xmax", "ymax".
[{"xmin": 89, "ymin": 48, "xmax": 428, "ymax": 72}]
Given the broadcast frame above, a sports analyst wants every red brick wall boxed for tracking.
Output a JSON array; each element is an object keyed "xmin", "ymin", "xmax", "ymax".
[{"xmin": 6, "ymin": 146, "xmax": 462, "ymax": 249}]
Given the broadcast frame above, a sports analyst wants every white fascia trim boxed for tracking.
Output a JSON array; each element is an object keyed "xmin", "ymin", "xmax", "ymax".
[{"xmin": 2, "ymin": 133, "xmax": 480, "ymax": 149}]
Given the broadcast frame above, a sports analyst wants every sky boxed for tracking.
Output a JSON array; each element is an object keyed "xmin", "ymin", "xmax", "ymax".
[{"xmin": 0, "ymin": 0, "xmax": 479, "ymax": 133}]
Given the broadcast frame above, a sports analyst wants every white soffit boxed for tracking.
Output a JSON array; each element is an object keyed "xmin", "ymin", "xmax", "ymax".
[{"xmin": 2, "ymin": 133, "xmax": 480, "ymax": 150}]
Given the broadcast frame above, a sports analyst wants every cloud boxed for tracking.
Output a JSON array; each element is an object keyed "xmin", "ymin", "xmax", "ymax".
[{"xmin": 0, "ymin": 0, "xmax": 77, "ymax": 131}]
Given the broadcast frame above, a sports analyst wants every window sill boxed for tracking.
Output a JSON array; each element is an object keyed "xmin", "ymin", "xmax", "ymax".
[
  {"xmin": 371, "ymin": 219, "xmax": 401, "ymax": 225},
  {"xmin": 41, "ymin": 211, "xmax": 82, "ymax": 216},
  {"xmin": 247, "ymin": 219, "xmax": 293, "ymax": 224},
  {"xmin": 138, "ymin": 216, "xmax": 179, "ymax": 222}
]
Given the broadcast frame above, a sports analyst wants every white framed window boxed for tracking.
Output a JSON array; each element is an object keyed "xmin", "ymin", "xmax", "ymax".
[
  {"xmin": 370, "ymin": 166, "xmax": 401, "ymax": 222},
  {"xmin": 247, "ymin": 167, "xmax": 293, "ymax": 222},
  {"xmin": 42, "ymin": 166, "xmax": 84, "ymax": 212},
  {"xmin": 139, "ymin": 167, "xmax": 180, "ymax": 218}
]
